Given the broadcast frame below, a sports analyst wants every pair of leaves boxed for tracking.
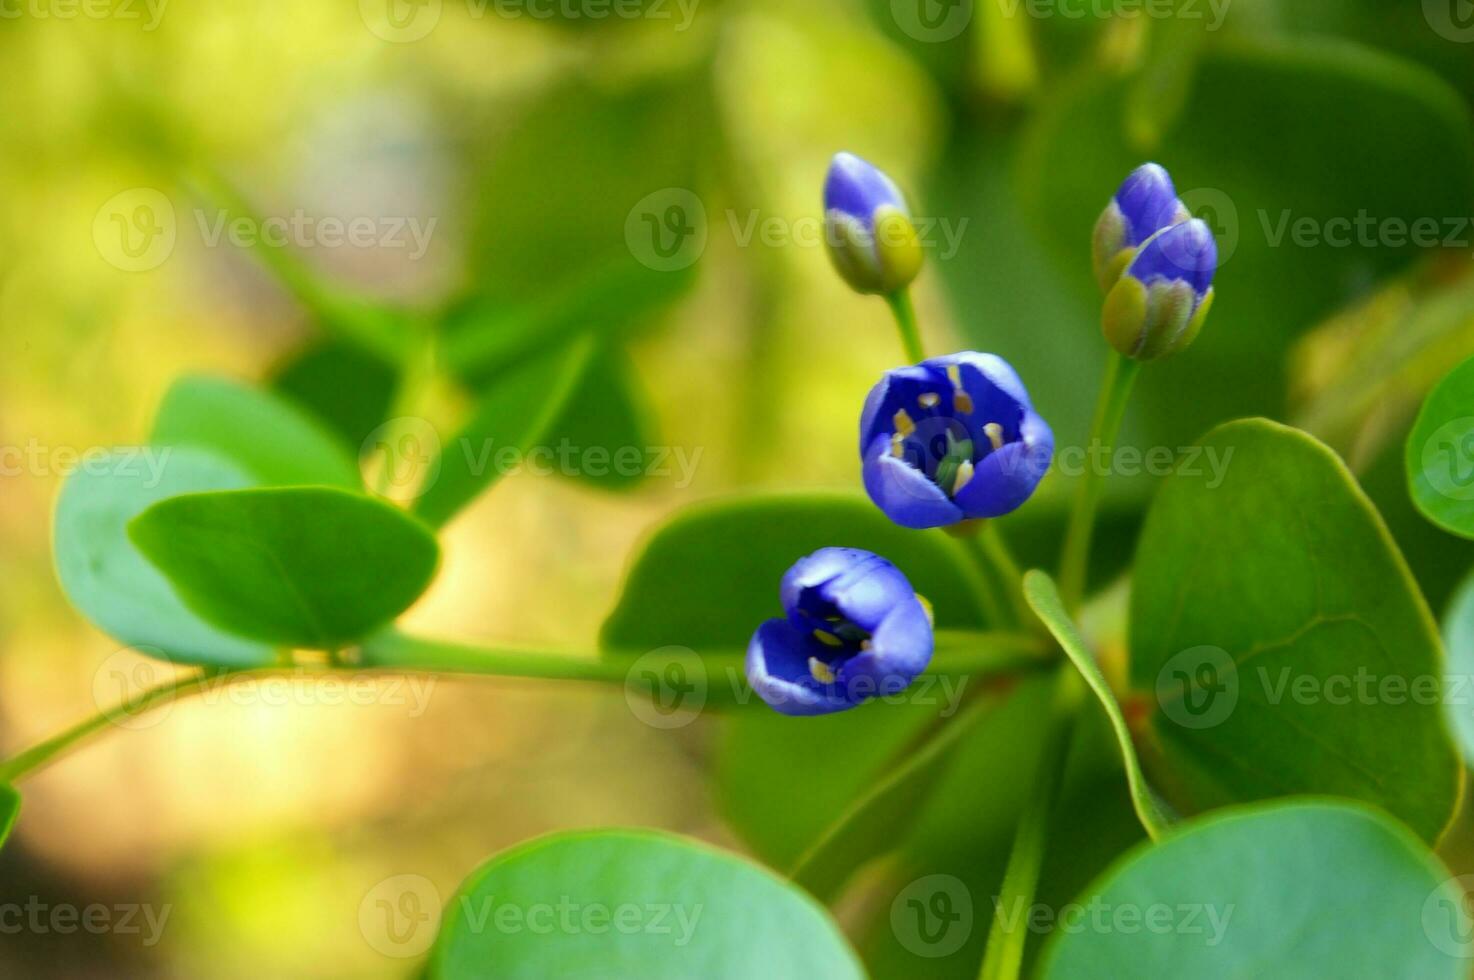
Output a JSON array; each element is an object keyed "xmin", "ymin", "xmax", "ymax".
[{"xmin": 55, "ymin": 376, "xmax": 441, "ymax": 658}]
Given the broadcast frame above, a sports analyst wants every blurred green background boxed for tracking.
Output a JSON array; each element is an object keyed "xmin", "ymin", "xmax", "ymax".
[{"xmin": 7, "ymin": 0, "xmax": 1474, "ymax": 976}]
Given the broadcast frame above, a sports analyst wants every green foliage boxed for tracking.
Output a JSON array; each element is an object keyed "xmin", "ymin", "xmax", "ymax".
[
  {"xmin": 129, "ymin": 487, "xmax": 439, "ymax": 650},
  {"xmin": 1130, "ymin": 419, "xmax": 1460, "ymax": 842},
  {"xmin": 271, "ymin": 338, "xmax": 399, "ymax": 453},
  {"xmin": 54, "ymin": 448, "xmax": 274, "ymax": 667},
  {"xmin": 1442, "ymin": 568, "xmax": 1474, "ymax": 768},
  {"xmin": 1039, "ymin": 801, "xmax": 1471, "ymax": 977},
  {"xmin": 431, "ymin": 830, "xmax": 863, "ymax": 980},
  {"xmin": 0, "ymin": 785, "xmax": 18, "ymax": 852},
  {"xmin": 1408, "ymin": 353, "xmax": 1474, "ymax": 538},
  {"xmin": 151, "ymin": 374, "xmax": 360, "ymax": 489}
]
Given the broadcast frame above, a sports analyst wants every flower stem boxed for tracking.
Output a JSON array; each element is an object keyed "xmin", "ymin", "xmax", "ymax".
[
  {"xmin": 955, "ymin": 523, "xmax": 1032, "ymax": 629},
  {"xmin": 884, "ymin": 289, "xmax": 926, "ymax": 363},
  {"xmin": 977, "ymin": 665, "xmax": 1084, "ymax": 980},
  {"xmin": 1058, "ymin": 352, "xmax": 1140, "ymax": 611}
]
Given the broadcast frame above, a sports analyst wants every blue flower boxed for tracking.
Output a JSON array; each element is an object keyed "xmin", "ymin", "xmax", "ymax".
[
  {"xmin": 823, "ymin": 152, "xmax": 923, "ymax": 295},
  {"xmin": 859, "ymin": 352, "xmax": 1053, "ymax": 529},
  {"xmin": 1102, "ymin": 218, "xmax": 1217, "ymax": 361},
  {"xmin": 1092, "ymin": 163, "xmax": 1190, "ymax": 291},
  {"xmin": 746, "ymin": 548, "xmax": 934, "ymax": 716}
]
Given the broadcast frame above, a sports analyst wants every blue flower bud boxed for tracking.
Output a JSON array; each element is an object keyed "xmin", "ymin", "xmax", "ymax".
[
  {"xmin": 1092, "ymin": 163, "xmax": 1190, "ymax": 291},
  {"xmin": 859, "ymin": 352, "xmax": 1054, "ymax": 529},
  {"xmin": 824, "ymin": 152, "xmax": 923, "ymax": 295},
  {"xmin": 1101, "ymin": 219, "xmax": 1217, "ymax": 361},
  {"xmin": 746, "ymin": 548, "xmax": 934, "ymax": 715}
]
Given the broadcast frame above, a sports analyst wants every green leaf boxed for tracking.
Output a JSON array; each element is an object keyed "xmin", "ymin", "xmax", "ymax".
[
  {"xmin": 544, "ymin": 342, "xmax": 658, "ymax": 493},
  {"xmin": 271, "ymin": 338, "xmax": 398, "ymax": 453},
  {"xmin": 1130, "ymin": 419, "xmax": 1460, "ymax": 842},
  {"xmin": 54, "ymin": 448, "xmax": 274, "ymax": 667},
  {"xmin": 0, "ymin": 785, "xmax": 19, "ymax": 851},
  {"xmin": 129, "ymin": 487, "xmax": 439, "ymax": 649},
  {"xmin": 1408, "ymin": 353, "xmax": 1474, "ymax": 538},
  {"xmin": 1038, "ymin": 800, "xmax": 1471, "ymax": 978},
  {"xmin": 151, "ymin": 375, "xmax": 360, "ymax": 489},
  {"xmin": 602, "ymin": 492, "xmax": 992, "ymax": 653},
  {"xmin": 431, "ymin": 829, "xmax": 864, "ymax": 980},
  {"xmin": 1024, "ymin": 570, "xmax": 1174, "ymax": 840},
  {"xmin": 1441, "ymin": 568, "xmax": 1474, "ymax": 768},
  {"xmin": 414, "ymin": 338, "xmax": 595, "ymax": 528}
]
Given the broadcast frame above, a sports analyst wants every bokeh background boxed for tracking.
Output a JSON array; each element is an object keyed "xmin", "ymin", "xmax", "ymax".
[{"xmin": 7, "ymin": 0, "xmax": 1474, "ymax": 976}]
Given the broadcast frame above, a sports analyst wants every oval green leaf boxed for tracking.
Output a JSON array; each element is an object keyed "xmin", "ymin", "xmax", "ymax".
[
  {"xmin": 1039, "ymin": 800, "xmax": 1471, "ymax": 978},
  {"xmin": 1408, "ymin": 353, "xmax": 1474, "ymax": 538},
  {"xmin": 1441, "ymin": 567, "xmax": 1474, "ymax": 767},
  {"xmin": 54, "ymin": 447, "xmax": 274, "ymax": 667},
  {"xmin": 0, "ymin": 785, "xmax": 19, "ymax": 851},
  {"xmin": 1130, "ymin": 419, "xmax": 1460, "ymax": 842},
  {"xmin": 128, "ymin": 487, "xmax": 439, "ymax": 649},
  {"xmin": 151, "ymin": 374, "xmax": 360, "ymax": 489},
  {"xmin": 431, "ymin": 829, "xmax": 863, "ymax": 980}
]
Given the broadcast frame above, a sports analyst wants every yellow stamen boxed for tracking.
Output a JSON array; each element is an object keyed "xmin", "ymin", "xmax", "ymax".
[
  {"xmin": 946, "ymin": 365, "xmax": 963, "ymax": 388},
  {"xmin": 813, "ymin": 629, "xmax": 843, "ymax": 647},
  {"xmin": 890, "ymin": 433, "xmax": 905, "ymax": 458},
  {"xmin": 809, "ymin": 657, "xmax": 837, "ymax": 683},
  {"xmin": 954, "ymin": 391, "xmax": 974, "ymax": 414},
  {"xmin": 984, "ymin": 422, "xmax": 1005, "ymax": 451},
  {"xmin": 952, "ymin": 459, "xmax": 975, "ymax": 495},
  {"xmin": 861, "ymin": 639, "xmax": 873, "ymax": 651},
  {"xmin": 893, "ymin": 409, "xmax": 916, "ymax": 437},
  {"xmin": 918, "ymin": 392, "xmax": 940, "ymax": 409}
]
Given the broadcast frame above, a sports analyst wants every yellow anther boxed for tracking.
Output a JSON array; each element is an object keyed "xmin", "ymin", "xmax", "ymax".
[
  {"xmin": 893, "ymin": 409, "xmax": 916, "ymax": 436},
  {"xmin": 809, "ymin": 657, "xmax": 837, "ymax": 683},
  {"xmin": 813, "ymin": 629, "xmax": 843, "ymax": 647},
  {"xmin": 890, "ymin": 433, "xmax": 905, "ymax": 458},
  {"xmin": 952, "ymin": 459, "xmax": 975, "ymax": 495},
  {"xmin": 954, "ymin": 391, "xmax": 974, "ymax": 414},
  {"xmin": 861, "ymin": 639, "xmax": 873, "ymax": 651},
  {"xmin": 947, "ymin": 365, "xmax": 963, "ymax": 388},
  {"xmin": 918, "ymin": 392, "xmax": 940, "ymax": 409},
  {"xmin": 983, "ymin": 422, "xmax": 1005, "ymax": 451}
]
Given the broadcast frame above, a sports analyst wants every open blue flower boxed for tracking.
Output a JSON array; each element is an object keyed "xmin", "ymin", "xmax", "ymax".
[
  {"xmin": 823, "ymin": 152, "xmax": 923, "ymax": 295},
  {"xmin": 1102, "ymin": 218, "xmax": 1217, "ymax": 361},
  {"xmin": 746, "ymin": 548, "xmax": 934, "ymax": 716},
  {"xmin": 1092, "ymin": 162, "xmax": 1190, "ymax": 291},
  {"xmin": 859, "ymin": 352, "xmax": 1053, "ymax": 529}
]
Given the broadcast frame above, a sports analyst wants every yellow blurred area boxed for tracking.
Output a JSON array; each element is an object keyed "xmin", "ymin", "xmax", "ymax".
[{"xmin": 0, "ymin": 0, "xmax": 962, "ymax": 975}]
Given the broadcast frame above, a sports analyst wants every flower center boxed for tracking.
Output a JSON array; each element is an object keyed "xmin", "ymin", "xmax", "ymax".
[
  {"xmin": 798, "ymin": 598, "xmax": 872, "ymax": 684},
  {"xmin": 889, "ymin": 378, "xmax": 1016, "ymax": 499}
]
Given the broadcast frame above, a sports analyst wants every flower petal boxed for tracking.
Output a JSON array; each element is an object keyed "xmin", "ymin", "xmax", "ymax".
[
  {"xmin": 836, "ymin": 596, "xmax": 934, "ymax": 697},
  {"xmin": 823, "ymin": 152, "xmax": 908, "ymax": 230},
  {"xmin": 862, "ymin": 432, "xmax": 964, "ymax": 529},
  {"xmin": 952, "ymin": 409, "xmax": 1054, "ymax": 518},
  {"xmin": 746, "ymin": 619, "xmax": 856, "ymax": 716},
  {"xmin": 1127, "ymin": 218, "xmax": 1217, "ymax": 297},
  {"xmin": 1115, "ymin": 163, "xmax": 1187, "ymax": 246}
]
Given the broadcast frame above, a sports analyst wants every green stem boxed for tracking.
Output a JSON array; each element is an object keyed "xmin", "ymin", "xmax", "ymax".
[
  {"xmin": 0, "ymin": 669, "xmax": 240, "ymax": 784},
  {"xmin": 1058, "ymin": 352, "xmax": 1140, "ymax": 611},
  {"xmin": 884, "ymin": 289, "xmax": 926, "ymax": 363},
  {"xmin": 978, "ymin": 666, "xmax": 1084, "ymax": 980}
]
